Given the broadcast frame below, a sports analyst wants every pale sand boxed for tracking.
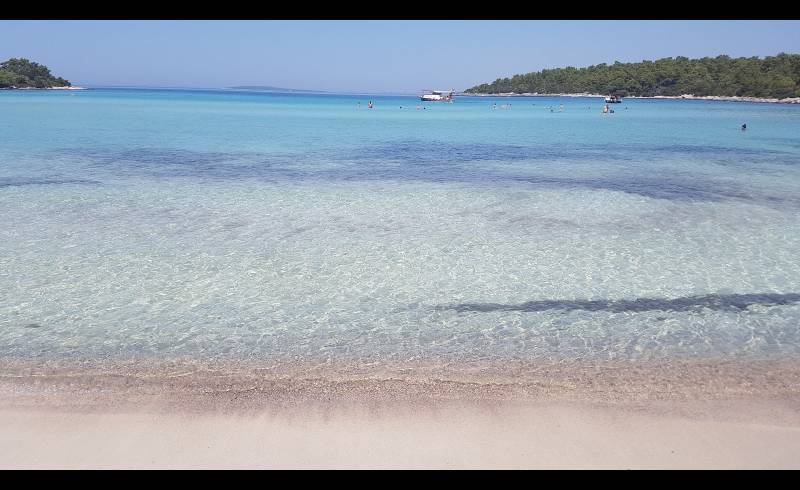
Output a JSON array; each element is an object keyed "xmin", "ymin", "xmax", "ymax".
[
  {"xmin": 3, "ymin": 401, "xmax": 800, "ymax": 469},
  {"xmin": 2, "ymin": 358, "xmax": 800, "ymax": 469}
]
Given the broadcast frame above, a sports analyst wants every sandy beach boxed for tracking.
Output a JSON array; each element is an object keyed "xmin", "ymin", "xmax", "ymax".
[
  {"xmin": 4, "ymin": 19, "xmax": 800, "ymax": 471},
  {"xmin": 4, "ymin": 399, "xmax": 800, "ymax": 469},
  {"xmin": 2, "ymin": 358, "xmax": 799, "ymax": 469}
]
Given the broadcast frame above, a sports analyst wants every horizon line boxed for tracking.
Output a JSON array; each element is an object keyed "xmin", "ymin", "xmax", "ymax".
[{"xmin": 75, "ymin": 85, "xmax": 456, "ymax": 96}]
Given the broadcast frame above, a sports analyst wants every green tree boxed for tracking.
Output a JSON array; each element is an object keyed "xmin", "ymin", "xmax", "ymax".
[
  {"xmin": 0, "ymin": 58, "xmax": 70, "ymax": 88},
  {"xmin": 464, "ymin": 54, "xmax": 800, "ymax": 99}
]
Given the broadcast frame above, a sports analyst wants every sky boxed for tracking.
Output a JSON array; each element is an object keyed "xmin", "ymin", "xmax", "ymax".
[{"xmin": 1, "ymin": 20, "xmax": 799, "ymax": 93}]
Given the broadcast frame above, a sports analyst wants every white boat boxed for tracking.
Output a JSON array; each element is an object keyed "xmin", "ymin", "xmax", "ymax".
[
  {"xmin": 420, "ymin": 89, "xmax": 454, "ymax": 102},
  {"xmin": 604, "ymin": 95, "xmax": 622, "ymax": 103}
]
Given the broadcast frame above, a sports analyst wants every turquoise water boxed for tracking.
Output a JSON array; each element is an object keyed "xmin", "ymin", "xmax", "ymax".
[{"xmin": 2, "ymin": 88, "xmax": 800, "ymax": 366}]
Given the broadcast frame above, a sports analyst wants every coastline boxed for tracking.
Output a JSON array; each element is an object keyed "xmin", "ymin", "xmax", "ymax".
[
  {"xmin": 2, "ymin": 357, "xmax": 799, "ymax": 468},
  {"xmin": 460, "ymin": 92, "xmax": 800, "ymax": 104},
  {"xmin": 1, "ymin": 86, "xmax": 86, "ymax": 90},
  {"xmin": 46, "ymin": 86, "xmax": 86, "ymax": 90},
  {"xmin": 3, "ymin": 356, "xmax": 800, "ymax": 410}
]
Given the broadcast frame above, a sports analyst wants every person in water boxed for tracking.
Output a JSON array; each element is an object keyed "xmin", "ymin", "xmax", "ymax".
[
  {"xmin": 368, "ymin": 101, "xmax": 373, "ymax": 109},
  {"xmin": 742, "ymin": 123, "xmax": 747, "ymax": 131}
]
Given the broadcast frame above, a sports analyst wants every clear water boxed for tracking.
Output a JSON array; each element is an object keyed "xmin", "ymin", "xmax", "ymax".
[{"xmin": 2, "ymin": 88, "xmax": 800, "ymax": 366}]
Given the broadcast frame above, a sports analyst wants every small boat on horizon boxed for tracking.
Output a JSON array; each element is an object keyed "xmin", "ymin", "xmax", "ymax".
[{"xmin": 604, "ymin": 95, "xmax": 622, "ymax": 103}]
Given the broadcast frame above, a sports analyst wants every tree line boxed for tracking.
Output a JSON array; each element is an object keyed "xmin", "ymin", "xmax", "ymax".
[
  {"xmin": 465, "ymin": 54, "xmax": 800, "ymax": 99},
  {"xmin": 0, "ymin": 58, "xmax": 70, "ymax": 88}
]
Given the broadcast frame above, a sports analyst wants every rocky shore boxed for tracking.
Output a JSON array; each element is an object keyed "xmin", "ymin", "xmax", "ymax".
[{"xmin": 627, "ymin": 94, "xmax": 800, "ymax": 104}]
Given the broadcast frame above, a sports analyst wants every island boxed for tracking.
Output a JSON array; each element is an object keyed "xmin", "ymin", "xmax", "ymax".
[
  {"xmin": 464, "ymin": 53, "xmax": 800, "ymax": 103},
  {"xmin": 225, "ymin": 85, "xmax": 326, "ymax": 93},
  {"xmin": 0, "ymin": 58, "xmax": 76, "ymax": 89}
]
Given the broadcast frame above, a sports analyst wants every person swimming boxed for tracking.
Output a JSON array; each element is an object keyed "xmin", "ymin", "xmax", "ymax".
[
  {"xmin": 368, "ymin": 101, "xmax": 373, "ymax": 109},
  {"xmin": 742, "ymin": 123, "xmax": 747, "ymax": 131}
]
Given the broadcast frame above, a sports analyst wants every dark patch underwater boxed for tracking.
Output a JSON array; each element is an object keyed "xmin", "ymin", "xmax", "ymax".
[
  {"xmin": 44, "ymin": 144, "xmax": 800, "ymax": 206},
  {"xmin": 437, "ymin": 293, "xmax": 800, "ymax": 314}
]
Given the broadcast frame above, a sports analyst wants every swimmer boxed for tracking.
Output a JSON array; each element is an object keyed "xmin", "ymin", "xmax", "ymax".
[{"xmin": 741, "ymin": 123, "xmax": 747, "ymax": 131}]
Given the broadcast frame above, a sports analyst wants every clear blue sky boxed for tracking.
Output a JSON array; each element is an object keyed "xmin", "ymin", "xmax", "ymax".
[{"xmin": 1, "ymin": 20, "xmax": 799, "ymax": 93}]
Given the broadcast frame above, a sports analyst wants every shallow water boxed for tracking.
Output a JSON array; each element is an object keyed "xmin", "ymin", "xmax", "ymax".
[{"xmin": 2, "ymin": 88, "xmax": 800, "ymax": 366}]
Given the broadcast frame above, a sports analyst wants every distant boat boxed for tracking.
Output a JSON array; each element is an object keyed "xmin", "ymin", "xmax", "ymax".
[
  {"xmin": 604, "ymin": 95, "xmax": 622, "ymax": 103},
  {"xmin": 420, "ymin": 89, "xmax": 454, "ymax": 102}
]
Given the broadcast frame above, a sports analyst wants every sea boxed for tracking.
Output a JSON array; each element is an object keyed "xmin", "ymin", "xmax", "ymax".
[{"xmin": 2, "ymin": 88, "xmax": 800, "ymax": 372}]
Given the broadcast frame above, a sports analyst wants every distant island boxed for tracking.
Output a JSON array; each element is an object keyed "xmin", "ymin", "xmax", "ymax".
[
  {"xmin": 0, "ymin": 58, "xmax": 74, "ymax": 89},
  {"xmin": 465, "ymin": 54, "xmax": 800, "ymax": 101},
  {"xmin": 226, "ymin": 85, "xmax": 326, "ymax": 93}
]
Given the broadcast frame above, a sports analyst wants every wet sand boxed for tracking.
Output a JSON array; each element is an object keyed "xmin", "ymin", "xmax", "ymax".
[{"xmin": 2, "ymin": 357, "xmax": 800, "ymax": 469}]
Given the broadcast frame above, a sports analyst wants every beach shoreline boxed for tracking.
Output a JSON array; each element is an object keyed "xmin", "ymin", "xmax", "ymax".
[
  {"xmin": 3, "ymin": 81, "xmax": 800, "ymax": 468},
  {"xmin": 3, "ymin": 356, "xmax": 800, "ymax": 409},
  {"xmin": 2, "ymin": 357, "xmax": 799, "ymax": 468}
]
